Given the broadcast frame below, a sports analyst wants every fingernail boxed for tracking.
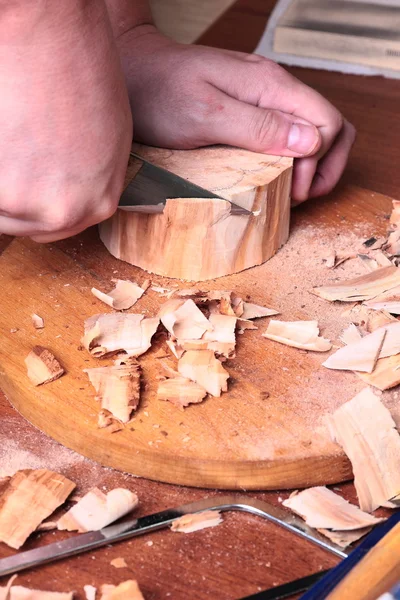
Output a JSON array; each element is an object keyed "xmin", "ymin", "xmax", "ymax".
[{"xmin": 287, "ymin": 123, "xmax": 319, "ymax": 155}]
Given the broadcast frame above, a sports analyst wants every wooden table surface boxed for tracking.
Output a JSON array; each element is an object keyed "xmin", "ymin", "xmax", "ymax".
[{"xmin": 1, "ymin": 1, "xmax": 400, "ymax": 598}]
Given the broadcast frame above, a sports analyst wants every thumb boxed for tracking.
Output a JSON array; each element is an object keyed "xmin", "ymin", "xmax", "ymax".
[{"xmin": 209, "ymin": 93, "xmax": 321, "ymax": 157}]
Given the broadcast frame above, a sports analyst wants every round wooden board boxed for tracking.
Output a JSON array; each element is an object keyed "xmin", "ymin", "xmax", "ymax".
[{"xmin": 1, "ymin": 185, "xmax": 398, "ymax": 490}]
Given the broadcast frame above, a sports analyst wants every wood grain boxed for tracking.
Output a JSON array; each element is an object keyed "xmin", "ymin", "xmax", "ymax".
[
  {"xmin": 1, "ymin": 184, "xmax": 398, "ymax": 491},
  {"xmin": 99, "ymin": 146, "xmax": 292, "ymax": 281}
]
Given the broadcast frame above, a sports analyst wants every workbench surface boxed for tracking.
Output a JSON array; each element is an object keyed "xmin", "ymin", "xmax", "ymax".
[{"xmin": 1, "ymin": 0, "xmax": 400, "ymax": 598}]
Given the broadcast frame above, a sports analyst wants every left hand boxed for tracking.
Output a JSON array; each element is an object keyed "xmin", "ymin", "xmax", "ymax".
[{"xmin": 116, "ymin": 27, "xmax": 355, "ymax": 203}]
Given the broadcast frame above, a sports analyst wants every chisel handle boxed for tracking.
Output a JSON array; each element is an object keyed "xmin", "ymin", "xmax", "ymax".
[{"xmin": 326, "ymin": 521, "xmax": 400, "ymax": 600}]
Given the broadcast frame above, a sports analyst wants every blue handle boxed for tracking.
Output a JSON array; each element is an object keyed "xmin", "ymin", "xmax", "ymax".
[{"xmin": 300, "ymin": 511, "xmax": 400, "ymax": 599}]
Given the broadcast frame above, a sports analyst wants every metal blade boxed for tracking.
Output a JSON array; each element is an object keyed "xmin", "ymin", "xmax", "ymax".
[
  {"xmin": 119, "ymin": 153, "xmax": 250, "ymax": 216},
  {"xmin": 0, "ymin": 495, "xmax": 347, "ymax": 578}
]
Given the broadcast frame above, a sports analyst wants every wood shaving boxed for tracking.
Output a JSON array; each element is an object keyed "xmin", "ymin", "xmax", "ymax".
[
  {"xmin": 160, "ymin": 299, "xmax": 212, "ymax": 340},
  {"xmin": 317, "ymin": 525, "xmax": 373, "ymax": 548},
  {"xmin": 31, "ymin": 314, "xmax": 44, "ymax": 329},
  {"xmin": 262, "ymin": 320, "xmax": 331, "ymax": 352},
  {"xmin": 0, "ymin": 469, "xmax": 75, "ymax": 549},
  {"xmin": 100, "ymin": 581, "xmax": 144, "ymax": 600},
  {"xmin": 330, "ymin": 388, "xmax": 400, "ymax": 512},
  {"xmin": 340, "ymin": 323, "xmax": 362, "ymax": 345},
  {"xmin": 91, "ymin": 279, "xmax": 148, "ymax": 310},
  {"xmin": 178, "ymin": 350, "xmax": 229, "ymax": 397},
  {"xmin": 322, "ymin": 327, "xmax": 386, "ymax": 373},
  {"xmin": 83, "ymin": 585, "xmax": 97, "ymax": 600},
  {"xmin": 357, "ymin": 354, "xmax": 400, "ymax": 390},
  {"xmin": 0, "ymin": 580, "xmax": 73, "ymax": 599},
  {"xmin": 364, "ymin": 284, "xmax": 400, "ymax": 314},
  {"xmin": 312, "ymin": 266, "xmax": 400, "ymax": 302},
  {"xmin": 24, "ymin": 346, "xmax": 64, "ymax": 386},
  {"xmin": 36, "ymin": 521, "xmax": 57, "ymax": 532},
  {"xmin": 82, "ymin": 313, "xmax": 159, "ymax": 358},
  {"xmin": 283, "ymin": 486, "xmax": 384, "ymax": 530},
  {"xmin": 57, "ymin": 487, "xmax": 138, "ymax": 533},
  {"xmin": 240, "ymin": 302, "xmax": 278, "ymax": 319},
  {"xmin": 171, "ymin": 510, "xmax": 223, "ymax": 533},
  {"xmin": 342, "ymin": 303, "xmax": 397, "ymax": 333},
  {"xmin": 97, "ymin": 410, "xmax": 124, "ymax": 432},
  {"xmin": 110, "ymin": 557, "xmax": 127, "ymax": 569},
  {"xmin": 157, "ymin": 376, "xmax": 207, "ymax": 409},
  {"xmin": 85, "ymin": 363, "xmax": 141, "ymax": 423}
]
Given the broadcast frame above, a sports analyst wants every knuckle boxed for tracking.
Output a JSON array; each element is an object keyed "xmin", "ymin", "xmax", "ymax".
[{"xmin": 251, "ymin": 110, "xmax": 280, "ymax": 149}]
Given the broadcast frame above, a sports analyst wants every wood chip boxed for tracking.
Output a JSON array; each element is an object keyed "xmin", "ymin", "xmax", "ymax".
[
  {"xmin": 160, "ymin": 299, "xmax": 212, "ymax": 340},
  {"xmin": 317, "ymin": 526, "xmax": 373, "ymax": 548},
  {"xmin": 342, "ymin": 303, "xmax": 397, "ymax": 333},
  {"xmin": 0, "ymin": 469, "xmax": 75, "ymax": 549},
  {"xmin": 57, "ymin": 487, "xmax": 138, "ymax": 533},
  {"xmin": 383, "ymin": 229, "xmax": 400, "ymax": 256},
  {"xmin": 312, "ymin": 266, "xmax": 400, "ymax": 302},
  {"xmin": 82, "ymin": 313, "xmax": 159, "ymax": 358},
  {"xmin": 110, "ymin": 557, "xmax": 127, "ymax": 569},
  {"xmin": 84, "ymin": 585, "xmax": 97, "ymax": 600},
  {"xmin": 240, "ymin": 302, "xmax": 278, "ymax": 319},
  {"xmin": 25, "ymin": 346, "xmax": 64, "ymax": 386},
  {"xmin": 91, "ymin": 279, "xmax": 147, "ymax": 310},
  {"xmin": 364, "ymin": 284, "xmax": 400, "ymax": 314},
  {"xmin": 97, "ymin": 409, "xmax": 124, "ymax": 432},
  {"xmin": 357, "ymin": 354, "xmax": 400, "ymax": 391},
  {"xmin": 330, "ymin": 388, "xmax": 400, "ymax": 511},
  {"xmin": 262, "ymin": 320, "xmax": 331, "ymax": 352},
  {"xmin": 31, "ymin": 313, "xmax": 44, "ymax": 329},
  {"xmin": 157, "ymin": 377, "xmax": 207, "ymax": 409},
  {"xmin": 100, "ymin": 581, "xmax": 144, "ymax": 600},
  {"xmin": 85, "ymin": 363, "xmax": 141, "ymax": 423},
  {"xmin": 171, "ymin": 510, "xmax": 223, "ymax": 533},
  {"xmin": 340, "ymin": 323, "xmax": 362, "ymax": 345},
  {"xmin": 283, "ymin": 486, "xmax": 384, "ymax": 530},
  {"xmin": 322, "ymin": 327, "xmax": 386, "ymax": 373},
  {"xmin": 0, "ymin": 582, "xmax": 74, "ymax": 599},
  {"xmin": 178, "ymin": 350, "xmax": 229, "ymax": 397}
]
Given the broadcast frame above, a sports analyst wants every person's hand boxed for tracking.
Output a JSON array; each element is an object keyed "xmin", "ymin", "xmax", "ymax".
[
  {"xmin": 116, "ymin": 27, "xmax": 355, "ymax": 203},
  {"xmin": 0, "ymin": 0, "xmax": 132, "ymax": 242}
]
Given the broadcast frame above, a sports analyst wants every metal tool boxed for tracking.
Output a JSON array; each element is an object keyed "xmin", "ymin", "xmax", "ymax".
[
  {"xmin": 241, "ymin": 569, "xmax": 331, "ymax": 600},
  {"xmin": 0, "ymin": 495, "xmax": 347, "ymax": 578},
  {"xmin": 118, "ymin": 152, "xmax": 250, "ymax": 215}
]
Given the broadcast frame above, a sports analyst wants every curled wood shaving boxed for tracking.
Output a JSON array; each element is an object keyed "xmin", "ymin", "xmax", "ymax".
[
  {"xmin": 312, "ymin": 266, "xmax": 400, "ymax": 302},
  {"xmin": 322, "ymin": 328, "xmax": 386, "ymax": 373},
  {"xmin": 85, "ymin": 363, "xmax": 141, "ymax": 423},
  {"xmin": 171, "ymin": 510, "xmax": 223, "ymax": 533},
  {"xmin": 24, "ymin": 346, "xmax": 64, "ymax": 386},
  {"xmin": 91, "ymin": 279, "xmax": 148, "ymax": 310},
  {"xmin": 157, "ymin": 377, "xmax": 207, "ymax": 409},
  {"xmin": 100, "ymin": 581, "xmax": 144, "ymax": 600},
  {"xmin": 262, "ymin": 320, "xmax": 331, "ymax": 352},
  {"xmin": 283, "ymin": 486, "xmax": 384, "ymax": 530},
  {"xmin": 0, "ymin": 469, "xmax": 75, "ymax": 549},
  {"xmin": 318, "ymin": 526, "xmax": 374, "ymax": 548},
  {"xmin": 0, "ymin": 580, "xmax": 74, "ymax": 599},
  {"xmin": 31, "ymin": 313, "xmax": 44, "ymax": 329},
  {"xmin": 82, "ymin": 313, "xmax": 159, "ymax": 358},
  {"xmin": 160, "ymin": 299, "xmax": 212, "ymax": 340},
  {"xmin": 178, "ymin": 350, "xmax": 229, "ymax": 397},
  {"xmin": 330, "ymin": 388, "xmax": 400, "ymax": 512},
  {"xmin": 83, "ymin": 585, "xmax": 97, "ymax": 600},
  {"xmin": 110, "ymin": 557, "xmax": 127, "ymax": 569},
  {"xmin": 57, "ymin": 487, "xmax": 138, "ymax": 533}
]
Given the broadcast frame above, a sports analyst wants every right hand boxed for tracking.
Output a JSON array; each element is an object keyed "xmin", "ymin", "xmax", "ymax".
[{"xmin": 0, "ymin": 0, "xmax": 132, "ymax": 242}]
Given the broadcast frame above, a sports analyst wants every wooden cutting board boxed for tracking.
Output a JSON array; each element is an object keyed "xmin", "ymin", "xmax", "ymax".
[{"xmin": 0, "ymin": 184, "xmax": 398, "ymax": 490}]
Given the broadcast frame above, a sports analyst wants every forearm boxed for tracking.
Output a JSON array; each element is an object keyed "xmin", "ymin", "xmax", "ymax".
[{"xmin": 104, "ymin": 0, "xmax": 154, "ymax": 38}]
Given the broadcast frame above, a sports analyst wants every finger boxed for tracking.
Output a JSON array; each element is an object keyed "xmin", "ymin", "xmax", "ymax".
[
  {"xmin": 206, "ymin": 53, "xmax": 343, "ymax": 158},
  {"xmin": 204, "ymin": 90, "xmax": 321, "ymax": 157},
  {"xmin": 308, "ymin": 120, "xmax": 356, "ymax": 199},
  {"xmin": 291, "ymin": 156, "xmax": 319, "ymax": 204}
]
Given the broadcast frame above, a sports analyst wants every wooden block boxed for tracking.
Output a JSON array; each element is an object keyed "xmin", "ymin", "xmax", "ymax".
[{"xmin": 99, "ymin": 145, "xmax": 292, "ymax": 281}]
